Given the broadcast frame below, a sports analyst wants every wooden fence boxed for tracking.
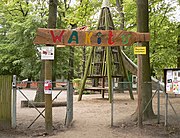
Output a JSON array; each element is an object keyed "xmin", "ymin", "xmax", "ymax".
[{"xmin": 0, "ymin": 75, "xmax": 12, "ymax": 129}]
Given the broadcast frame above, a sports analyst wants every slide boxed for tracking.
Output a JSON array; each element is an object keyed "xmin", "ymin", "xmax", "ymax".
[{"xmin": 121, "ymin": 50, "xmax": 164, "ymax": 91}]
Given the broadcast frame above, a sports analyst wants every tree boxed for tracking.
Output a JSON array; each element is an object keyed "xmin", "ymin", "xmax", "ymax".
[
  {"xmin": 0, "ymin": 0, "xmax": 45, "ymax": 78},
  {"xmin": 32, "ymin": 0, "xmax": 49, "ymax": 102},
  {"xmin": 136, "ymin": 0, "xmax": 155, "ymax": 125},
  {"xmin": 177, "ymin": 25, "xmax": 180, "ymax": 68},
  {"xmin": 44, "ymin": 0, "xmax": 58, "ymax": 133},
  {"xmin": 0, "ymin": 0, "xmax": 178, "ymax": 88},
  {"xmin": 116, "ymin": 0, "xmax": 124, "ymax": 30},
  {"xmin": 149, "ymin": 0, "xmax": 178, "ymax": 77}
]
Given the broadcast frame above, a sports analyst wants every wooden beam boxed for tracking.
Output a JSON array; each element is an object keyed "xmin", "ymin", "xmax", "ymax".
[
  {"xmin": 34, "ymin": 28, "xmax": 150, "ymax": 46},
  {"xmin": 78, "ymin": 47, "xmax": 95, "ymax": 101}
]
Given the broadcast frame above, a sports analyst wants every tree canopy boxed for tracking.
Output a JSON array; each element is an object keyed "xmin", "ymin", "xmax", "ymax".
[{"xmin": 0, "ymin": 0, "xmax": 179, "ymax": 80}]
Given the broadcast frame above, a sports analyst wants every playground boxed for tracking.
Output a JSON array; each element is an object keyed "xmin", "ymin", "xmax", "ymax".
[
  {"xmin": 0, "ymin": 0, "xmax": 180, "ymax": 137},
  {"xmin": 0, "ymin": 88, "xmax": 180, "ymax": 138}
]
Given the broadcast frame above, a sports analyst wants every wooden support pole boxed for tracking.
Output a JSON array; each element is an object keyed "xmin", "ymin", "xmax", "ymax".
[
  {"xmin": 118, "ymin": 47, "xmax": 134, "ymax": 100},
  {"xmin": 111, "ymin": 79, "xmax": 114, "ymax": 127},
  {"xmin": 105, "ymin": 9, "xmax": 113, "ymax": 103},
  {"xmin": 106, "ymin": 47, "xmax": 112, "ymax": 103},
  {"xmin": 45, "ymin": 61, "xmax": 53, "ymax": 133},
  {"xmin": 101, "ymin": 48, "xmax": 106, "ymax": 98},
  {"xmin": 44, "ymin": 0, "xmax": 57, "ymax": 133},
  {"xmin": 78, "ymin": 47, "xmax": 94, "ymax": 101}
]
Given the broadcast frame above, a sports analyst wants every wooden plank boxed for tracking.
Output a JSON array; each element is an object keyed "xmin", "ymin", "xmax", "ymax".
[
  {"xmin": 87, "ymin": 75, "xmax": 123, "ymax": 78},
  {"xmin": 84, "ymin": 87, "xmax": 108, "ymax": 91},
  {"xmin": 28, "ymin": 101, "xmax": 67, "ymax": 108},
  {"xmin": 34, "ymin": 28, "xmax": 150, "ymax": 46},
  {"xmin": 0, "ymin": 75, "xmax": 12, "ymax": 129}
]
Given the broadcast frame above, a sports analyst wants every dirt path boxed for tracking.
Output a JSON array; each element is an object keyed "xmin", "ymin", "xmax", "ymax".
[{"xmin": 0, "ymin": 89, "xmax": 180, "ymax": 138}]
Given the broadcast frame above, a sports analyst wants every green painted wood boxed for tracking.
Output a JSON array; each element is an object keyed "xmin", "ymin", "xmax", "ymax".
[
  {"xmin": 118, "ymin": 47, "xmax": 134, "ymax": 100},
  {"xmin": 101, "ymin": 48, "xmax": 106, "ymax": 98},
  {"xmin": 105, "ymin": 8, "xmax": 113, "ymax": 103},
  {"xmin": 0, "ymin": 75, "xmax": 12, "ymax": 129},
  {"xmin": 78, "ymin": 47, "xmax": 95, "ymax": 101},
  {"xmin": 106, "ymin": 47, "xmax": 112, "ymax": 103},
  {"xmin": 78, "ymin": 5, "xmax": 135, "ymax": 102}
]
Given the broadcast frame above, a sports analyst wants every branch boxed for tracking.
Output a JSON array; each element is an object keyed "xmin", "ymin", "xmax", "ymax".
[
  {"xmin": 116, "ymin": 0, "xmax": 124, "ymax": 30},
  {"xmin": 157, "ymin": 2, "xmax": 171, "ymax": 27},
  {"xmin": 19, "ymin": 1, "xmax": 29, "ymax": 17}
]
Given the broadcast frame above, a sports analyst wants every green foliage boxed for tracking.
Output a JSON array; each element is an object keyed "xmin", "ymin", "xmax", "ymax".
[
  {"xmin": 114, "ymin": 0, "xmax": 180, "ymax": 77},
  {"xmin": 56, "ymin": 47, "xmax": 70, "ymax": 78},
  {"xmin": 63, "ymin": 0, "xmax": 101, "ymax": 27},
  {"xmin": 0, "ymin": 0, "xmax": 179, "ymax": 80},
  {"xmin": 149, "ymin": 0, "xmax": 179, "ymax": 77},
  {"xmin": 0, "ymin": 0, "xmax": 47, "ymax": 79}
]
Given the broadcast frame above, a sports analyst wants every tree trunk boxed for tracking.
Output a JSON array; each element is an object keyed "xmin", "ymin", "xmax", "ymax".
[
  {"xmin": 134, "ymin": 0, "xmax": 155, "ymax": 121},
  {"xmin": 116, "ymin": 0, "xmax": 124, "ymax": 30},
  {"xmin": 177, "ymin": 25, "xmax": 180, "ymax": 67},
  {"xmin": 34, "ymin": 61, "xmax": 45, "ymax": 102},
  {"xmin": 82, "ymin": 46, "xmax": 86, "ymax": 77},
  {"xmin": 34, "ymin": 0, "xmax": 57, "ymax": 102},
  {"xmin": 116, "ymin": 0, "xmax": 125, "ymax": 92}
]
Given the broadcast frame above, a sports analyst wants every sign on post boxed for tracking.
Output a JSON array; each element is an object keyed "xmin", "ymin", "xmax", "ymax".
[
  {"xmin": 41, "ymin": 47, "xmax": 54, "ymax": 60},
  {"xmin": 34, "ymin": 29, "xmax": 150, "ymax": 47},
  {"xmin": 134, "ymin": 47, "xmax": 146, "ymax": 55},
  {"xmin": 164, "ymin": 69, "xmax": 180, "ymax": 94}
]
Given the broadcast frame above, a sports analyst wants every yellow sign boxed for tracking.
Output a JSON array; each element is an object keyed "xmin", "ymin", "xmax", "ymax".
[{"xmin": 134, "ymin": 47, "xmax": 146, "ymax": 54}]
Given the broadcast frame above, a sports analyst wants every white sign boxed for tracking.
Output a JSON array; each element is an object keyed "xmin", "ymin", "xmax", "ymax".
[
  {"xmin": 41, "ymin": 46, "xmax": 54, "ymax": 60},
  {"xmin": 44, "ymin": 80, "xmax": 52, "ymax": 94},
  {"xmin": 165, "ymin": 69, "xmax": 180, "ymax": 94}
]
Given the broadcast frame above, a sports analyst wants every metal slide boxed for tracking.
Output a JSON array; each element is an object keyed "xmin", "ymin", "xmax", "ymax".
[{"xmin": 121, "ymin": 50, "xmax": 165, "ymax": 90}]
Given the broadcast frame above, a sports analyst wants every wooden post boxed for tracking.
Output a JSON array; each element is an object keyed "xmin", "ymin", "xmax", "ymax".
[
  {"xmin": 106, "ymin": 47, "xmax": 112, "ymax": 102},
  {"xmin": 44, "ymin": 0, "xmax": 57, "ymax": 133},
  {"xmin": 118, "ymin": 47, "xmax": 134, "ymax": 100},
  {"xmin": 45, "ymin": 61, "xmax": 53, "ymax": 133},
  {"xmin": 0, "ymin": 75, "xmax": 12, "ymax": 129},
  {"xmin": 78, "ymin": 47, "xmax": 94, "ymax": 101},
  {"xmin": 101, "ymin": 48, "xmax": 106, "ymax": 98},
  {"xmin": 111, "ymin": 79, "xmax": 114, "ymax": 127}
]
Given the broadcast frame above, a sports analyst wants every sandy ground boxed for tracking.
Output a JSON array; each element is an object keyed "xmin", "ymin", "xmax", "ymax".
[{"xmin": 0, "ymin": 89, "xmax": 180, "ymax": 138}]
